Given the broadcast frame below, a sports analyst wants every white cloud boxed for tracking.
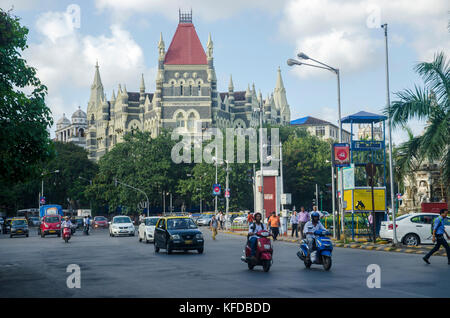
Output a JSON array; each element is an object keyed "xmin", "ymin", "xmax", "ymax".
[
  {"xmin": 280, "ymin": 0, "xmax": 450, "ymax": 79},
  {"xmin": 95, "ymin": 0, "xmax": 287, "ymax": 23},
  {"xmin": 25, "ymin": 8, "xmax": 156, "ymax": 136}
]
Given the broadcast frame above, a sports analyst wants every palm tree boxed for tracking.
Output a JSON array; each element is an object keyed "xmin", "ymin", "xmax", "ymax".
[{"xmin": 387, "ymin": 51, "xmax": 449, "ymax": 203}]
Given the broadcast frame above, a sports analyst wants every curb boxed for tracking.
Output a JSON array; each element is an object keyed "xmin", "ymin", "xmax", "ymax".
[{"xmin": 218, "ymin": 230, "xmax": 446, "ymax": 257}]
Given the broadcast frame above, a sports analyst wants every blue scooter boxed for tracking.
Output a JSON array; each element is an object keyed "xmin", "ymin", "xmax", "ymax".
[{"xmin": 297, "ymin": 229, "xmax": 333, "ymax": 271}]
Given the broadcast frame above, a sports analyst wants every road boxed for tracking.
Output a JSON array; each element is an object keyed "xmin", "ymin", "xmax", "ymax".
[{"xmin": 0, "ymin": 226, "xmax": 449, "ymax": 298}]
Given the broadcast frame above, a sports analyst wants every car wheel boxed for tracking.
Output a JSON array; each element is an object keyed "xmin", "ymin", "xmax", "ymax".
[
  {"xmin": 403, "ymin": 233, "xmax": 420, "ymax": 246},
  {"xmin": 166, "ymin": 242, "xmax": 172, "ymax": 254},
  {"xmin": 41, "ymin": 232, "xmax": 45, "ymax": 238},
  {"xmin": 248, "ymin": 263, "xmax": 254, "ymax": 270},
  {"xmin": 10, "ymin": 234, "xmax": 13, "ymax": 238},
  {"xmin": 322, "ymin": 256, "xmax": 332, "ymax": 271},
  {"xmin": 139, "ymin": 234, "xmax": 142, "ymax": 242},
  {"xmin": 26, "ymin": 234, "xmax": 29, "ymax": 237},
  {"xmin": 197, "ymin": 248, "xmax": 204, "ymax": 254},
  {"xmin": 154, "ymin": 242, "xmax": 160, "ymax": 253}
]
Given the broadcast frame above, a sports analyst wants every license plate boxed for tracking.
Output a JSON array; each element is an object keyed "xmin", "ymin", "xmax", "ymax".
[
  {"xmin": 17, "ymin": 231, "xmax": 22, "ymax": 233},
  {"xmin": 120, "ymin": 230, "xmax": 127, "ymax": 233},
  {"xmin": 185, "ymin": 240, "xmax": 193, "ymax": 244},
  {"xmin": 49, "ymin": 230, "xmax": 55, "ymax": 233}
]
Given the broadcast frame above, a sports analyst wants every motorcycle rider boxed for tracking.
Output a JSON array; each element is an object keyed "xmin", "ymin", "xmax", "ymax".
[
  {"xmin": 62, "ymin": 216, "xmax": 72, "ymax": 234},
  {"xmin": 303, "ymin": 211, "xmax": 327, "ymax": 261},
  {"xmin": 247, "ymin": 212, "xmax": 268, "ymax": 260},
  {"xmin": 83, "ymin": 215, "xmax": 90, "ymax": 235}
]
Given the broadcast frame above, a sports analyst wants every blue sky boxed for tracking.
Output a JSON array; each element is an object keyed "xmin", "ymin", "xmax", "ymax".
[{"xmin": 2, "ymin": 0, "xmax": 449, "ymax": 143}]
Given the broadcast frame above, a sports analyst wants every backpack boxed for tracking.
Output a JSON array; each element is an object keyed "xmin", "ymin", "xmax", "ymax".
[
  {"xmin": 431, "ymin": 216, "xmax": 443, "ymax": 234},
  {"xmin": 250, "ymin": 222, "xmax": 265, "ymax": 233}
]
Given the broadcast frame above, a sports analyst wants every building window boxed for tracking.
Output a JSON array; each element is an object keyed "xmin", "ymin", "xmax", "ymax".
[
  {"xmin": 187, "ymin": 113, "xmax": 196, "ymax": 132},
  {"xmin": 189, "ymin": 85, "xmax": 192, "ymax": 96},
  {"xmin": 315, "ymin": 126, "xmax": 325, "ymax": 137},
  {"xmin": 198, "ymin": 84, "xmax": 201, "ymax": 96},
  {"xmin": 176, "ymin": 113, "xmax": 185, "ymax": 128},
  {"xmin": 180, "ymin": 84, "xmax": 183, "ymax": 96}
]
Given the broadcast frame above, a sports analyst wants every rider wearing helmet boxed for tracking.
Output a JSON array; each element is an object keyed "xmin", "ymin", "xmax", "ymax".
[
  {"xmin": 248, "ymin": 212, "xmax": 268, "ymax": 259},
  {"xmin": 61, "ymin": 216, "xmax": 72, "ymax": 229},
  {"xmin": 303, "ymin": 211, "xmax": 327, "ymax": 261}
]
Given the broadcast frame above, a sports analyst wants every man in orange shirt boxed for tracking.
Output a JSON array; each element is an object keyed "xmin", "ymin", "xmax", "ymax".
[
  {"xmin": 247, "ymin": 212, "xmax": 254, "ymax": 224},
  {"xmin": 268, "ymin": 212, "xmax": 280, "ymax": 240}
]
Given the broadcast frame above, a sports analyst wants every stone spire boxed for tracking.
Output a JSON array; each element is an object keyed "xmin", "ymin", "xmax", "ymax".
[
  {"xmin": 140, "ymin": 74, "xmax": 145, "ymax": 104},
  {"xmin": 206, "ymin": 33, "xmax": 213, "ymax": 59},
  {"xmin": 158, "ymin": 32, "xmax": 165, "ymax": 60},
  {"xmin": 88, "ymin": 61, "xmax": 104, "ymax": 112},
  {"xmin": 273, "ymin": 67, "xmax": 290, "ymax": 123},
  {"xmin": 228, "ymin": 74, "xmax": 234, "ymax": 92},
  {"xmin": 111, "ymin": 89, "xmax": 116, "ymax": 104}
]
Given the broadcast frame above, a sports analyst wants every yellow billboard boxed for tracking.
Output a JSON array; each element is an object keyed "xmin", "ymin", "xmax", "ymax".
[{"xmin": 344, "ymin": 188, "xmax": 386, "ymax": 212}]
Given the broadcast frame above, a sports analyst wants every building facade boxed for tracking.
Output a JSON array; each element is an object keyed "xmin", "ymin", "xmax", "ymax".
[
  {"xmin": 55, "ymin": 107, "xmax": 88, "ymax": 149},
  {"xmin": 290, "ymin": 116, "xmax": 352, "ymax": 143},
  {"xmin": 84, "ymin": 12, "xmax": 291, "ymax": 161}
]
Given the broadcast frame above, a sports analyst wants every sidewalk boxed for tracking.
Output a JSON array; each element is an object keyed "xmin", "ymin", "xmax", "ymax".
[{"xmin": 217, "ymin": 228, "xmax": 447, "ymax": 257}]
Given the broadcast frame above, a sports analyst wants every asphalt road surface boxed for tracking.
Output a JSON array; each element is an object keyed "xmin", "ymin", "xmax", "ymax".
[{"xmin": 0, "ymin": 226, "xmax": 449, "ymax": 298}]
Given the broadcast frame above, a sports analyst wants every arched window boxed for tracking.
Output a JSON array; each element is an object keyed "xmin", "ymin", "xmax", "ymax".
[
  {"xmin": 187, "ymin": 113, "xmax": 196, "ymax": 132},
  {"xmin": 171, "ymin": 82, "xmax": 175, "ymax": 95},
  {"xmin": 176, "ymin": 113, "xmax": 185, "ymax": 129},
  {"xmin": 180, "ymin": 84, "xmax": 184, "ymax": 96},
  {"xmin": 198, "ymin": 84, "xmax": 201, "ymax": 96},
  {"xmin": 189, "ymin": 84, "xmax": 192, "ymax": 96}
]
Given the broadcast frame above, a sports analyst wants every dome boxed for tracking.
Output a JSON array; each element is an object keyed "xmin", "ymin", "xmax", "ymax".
[
  {"xmin": 71, "ymin": 106, "xmax": 87, "ymax": 119},
  {"xmin": 57, "ymin": 113, "xmax": 71, "ymax": 126}
]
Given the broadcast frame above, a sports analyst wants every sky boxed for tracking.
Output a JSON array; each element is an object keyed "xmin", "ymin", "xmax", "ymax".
[{"xmin": 1, "ymin": 0, "xmax": 449, "ymax": 144}]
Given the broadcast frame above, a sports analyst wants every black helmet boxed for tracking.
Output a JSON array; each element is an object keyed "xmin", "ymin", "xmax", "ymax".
[{"xmin": 311, "ymin": 211, "xmax": 320, "ymax": 221}]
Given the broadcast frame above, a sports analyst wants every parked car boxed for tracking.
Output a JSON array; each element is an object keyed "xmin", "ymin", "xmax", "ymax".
[
  {"xmin": 138, "ymin": 216, "xmax": 159, "ymax": 243},
  {"xmin": 232, "ymin": 216, "xmax": 247, "ymax": 224},
  {"xmin": 93, "ymin": 216, "xmax": 108, "ymax": 229},
  {"xmin": 10, "ymin": 218, "xmax": 29, "ymax": 238},
  {"xmin": 154, "ymin": 216, "xmax": 204, "ymax": 254},
  {"xmin": 38, "ymin": 215, "xmax": 62, "ymax": 237},
  {"xmin": 196, "ymin": 214, "xmax": 213, "ymax": 226},
  {"xmin": 380, "ymin": 213, "xmax": 450, "ymax": 246},
  {"xmin": 109, "ymin": 216, "xmax": 135, "ymax": 237}
]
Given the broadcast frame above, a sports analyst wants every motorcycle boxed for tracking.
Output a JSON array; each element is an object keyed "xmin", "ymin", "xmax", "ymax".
[
  {"xmin": 62, "ymin": 226, "xmax": 71, "ymax": 243},
  {"xmin": 240, "ymin": 229, "xmax": 273, "ymax": 272},
  {"xmin": 297, "ymin": 229, "xmax": 333, "ymax": 271}
]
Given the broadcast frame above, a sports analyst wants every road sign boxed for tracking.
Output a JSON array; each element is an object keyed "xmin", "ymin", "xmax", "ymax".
[
  {"xmin": 281, "ymin": 193, "xmax": 291, "ymax": 205},
  {"xmin": 352, "ymin": 140, "xmax": 384, "ymax": 151},
  {"xmin": 396, "ymin": 193, "xmax": 402, "ymax": 200},
  {"xmin": 333, "ymin": 143, "xmax": 350, "ymax": 167},
  {"xmin": 344, "ymin": 188, "xmax": 386, "ymax": 212},
  {"xmin": 40, "ymin": 197, "xmax": 46, "ymax": 205},
  {"xmin": 224, "ymin": 189, "xmax": 230, "ymax": 198},
  {"xmin": 212, "ymin": 184, "xmax": 221, "ymax": 196},
  {"xmin": 343, "ymin": 164, "xmax": 355, "ymax": 190}
]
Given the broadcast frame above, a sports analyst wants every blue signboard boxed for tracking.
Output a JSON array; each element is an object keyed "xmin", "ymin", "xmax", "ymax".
[{"xmin": 352, "ymin": 140, "xmax": 384, "ymax": 151}]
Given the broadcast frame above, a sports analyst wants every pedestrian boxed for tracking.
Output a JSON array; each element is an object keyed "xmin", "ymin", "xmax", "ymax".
[
  {"xmin": 219, "ymin": 211, "xmax": 224, "ymax": 230},
  {"xmin": 423, "ymin": 209, "xmax": 450, "ymax": 265},
  {"xmin": 247, "ymin": 212, "xmax": 254, "ymax": 224},
  {"xmin": 298, "ymin": 206, "xmax": 309, "ymax": 240},
  {"xmin": 210, "ymin": 215, "xmax": 219, "ymax": 240},
  {"xmin": 290, "ymin": 210, "xmax": 299, "ymax": 238},
  {"xmin": 268, "ymin": 212, "xmax": 280, "ymax": 240}
]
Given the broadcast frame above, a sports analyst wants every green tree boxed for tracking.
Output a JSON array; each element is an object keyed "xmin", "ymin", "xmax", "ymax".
[
  {"xmin": 386, "ymin": 52, "xmax": 449, "ymax": 202},
  {"xmin": 0, "ymin": 9, "xmax": 54, "ymax": 185}
]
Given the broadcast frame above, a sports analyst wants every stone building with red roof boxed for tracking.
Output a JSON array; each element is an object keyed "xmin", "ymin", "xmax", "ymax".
[{"xmin": 85, "ymin": 11, "xmax": 290, "ymax": 160}]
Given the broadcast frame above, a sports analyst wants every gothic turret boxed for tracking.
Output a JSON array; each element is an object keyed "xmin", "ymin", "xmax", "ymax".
[
  {"xmin": 273, "ymin": 67, "xmax": 290, "ymax": 124},
  {"xmin": 88, "ymin": 61, "xmax": 104, "ymax": 114}
]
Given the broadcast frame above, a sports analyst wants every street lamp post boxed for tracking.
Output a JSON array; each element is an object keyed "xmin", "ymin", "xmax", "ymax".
[
  {"xmin": 253, "ymin": 99, "xmax": 265, "ymax": 219},
  {"xmin": 288, "ymin": 53, "xmax": 344, "ymax": 238},
  {"xmin": 224, "ymin": 160, "xmax": 231, "ymax": 230},
  {"xmin": 382, "ymin": 23, "xmax": 398, "ymax": 245},
  {"xmin": 39, "ymin": 170, "xmax": 60, "ymax": 208}
]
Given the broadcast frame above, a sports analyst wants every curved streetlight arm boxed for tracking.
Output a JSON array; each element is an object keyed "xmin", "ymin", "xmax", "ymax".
[
  {"xmin": 115, "ymin": 179, "xmax": 149, "ymax": 217},
  {"xmin": 305, "ymin": 57, "xmax": 338, "ymax": 73}
]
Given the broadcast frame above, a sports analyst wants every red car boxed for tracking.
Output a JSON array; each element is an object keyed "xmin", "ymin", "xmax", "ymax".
[
  {"xmin": 38, "ymin": 215, "xmax": 61, "ymax": 237},
  {"xmin": 93, "ymin": 216, "xmax": 108, "ymax": 229}
]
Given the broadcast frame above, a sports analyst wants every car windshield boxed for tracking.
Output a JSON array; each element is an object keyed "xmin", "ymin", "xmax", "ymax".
[
  {"xmin": 167, "ymin": 218, "xmax": 197, "ymax": 230},
  {"xmin": 12, "ymin": 220, "xmax": 27, "ymax": 226},
  {"xmin": 113, "ymin": 217, "xmax": 131, "ymax": 224},
  {"xmin": 396, "ymin": 215, "xmax": 410, "ymax": 221},
  {"xmin": 45, "ymin": 216, "xmax": 60, "ymax": 223},
  {"xmin": 95, "ymin": 217, "xmax": 106, "ymax": 221},
  {"xmin": 145, "ymin": 218, "xmax": 159, "ymax": 226}
]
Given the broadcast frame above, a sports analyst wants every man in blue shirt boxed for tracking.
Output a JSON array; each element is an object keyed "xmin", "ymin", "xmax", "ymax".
[{"xmin": 423, "ymin": 209, "xmax": 449, "ymax": 264}]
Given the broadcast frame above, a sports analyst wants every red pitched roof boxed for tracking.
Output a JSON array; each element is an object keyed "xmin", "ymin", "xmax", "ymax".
[{"xmin": 164, "ymin": 23, "xmax": 207, "ymax": 65}]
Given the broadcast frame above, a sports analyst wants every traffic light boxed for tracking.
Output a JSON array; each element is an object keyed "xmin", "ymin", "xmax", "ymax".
[{"xmin": 312, "ymin": 198, "xmax": 316, "ymax": 206}]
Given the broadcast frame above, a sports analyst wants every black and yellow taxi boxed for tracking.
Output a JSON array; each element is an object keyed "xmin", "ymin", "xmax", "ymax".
[
  {"xmin": 10, "ymin": 218, "xmax": 29, "ymax": 238},
  {"xmin": 154, "ymin": 216, "xmax": 204, "ymax": 254}
]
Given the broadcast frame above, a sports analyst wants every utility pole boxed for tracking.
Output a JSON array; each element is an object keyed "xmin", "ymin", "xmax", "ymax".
[
  {"xmin": 315, "ymin": 184, "xmax": 319, "ymax": 210},
  {"xmin": 382, "ymin": 23, "xmax": 398, "ymax": 245},
  {"xmin": 259, "ymin": 99, "xmax": 264, "ymax": 219},
  {"xmin": 225, "ymin": 160, "xmax": 230, "ymax": 230}
]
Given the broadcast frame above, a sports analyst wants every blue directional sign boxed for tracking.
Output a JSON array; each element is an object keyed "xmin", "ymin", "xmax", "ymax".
[
  {"xmin": 352, "ymin": 140, "xmax": 384, "ymax": 151},
  {"xmin": 212, "ymin": 184, "xmax": 221, "ymax": 196}
]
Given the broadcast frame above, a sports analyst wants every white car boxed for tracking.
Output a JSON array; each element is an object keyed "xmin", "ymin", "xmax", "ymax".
[
  {"xmin": 109, "ymin": 216, "xmax": 135, "ymax": 237},
  {"xmin": 138, "ymin": 216, "xmax": 159, "ymax": 243},
  {"xmin": 233, "ymin": 216, "xmax": 247, "ymax": 224},
  {"xmin": 380, "ymin": 213, "xmax": 450, "ymax": 246}
]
